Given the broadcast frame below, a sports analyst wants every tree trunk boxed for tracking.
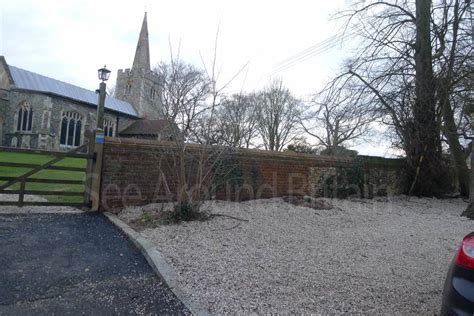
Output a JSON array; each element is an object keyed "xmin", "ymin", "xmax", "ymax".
[
  {"xmin": 408, "ymin": 0, "xmax": 447, "ymax": 196},
  {"xmin": 441, "ymin": 91, "xmax": 470, "ymax": 196},
  {"xmin": 463, "ymin": 0, "xmax": 474, "ymax": 218},
  {"xmin": 438, "ymin": 0, "xmax": 469, "ymax": 197},
  {"xmin": 463, "ymin": 140, "xmax": 474, "ymax": 218}
]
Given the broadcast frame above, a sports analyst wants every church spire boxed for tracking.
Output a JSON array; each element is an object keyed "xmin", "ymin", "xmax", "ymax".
[{"xmin": 132, "ymin": 12, "xmax": 150, "ymax": 71}]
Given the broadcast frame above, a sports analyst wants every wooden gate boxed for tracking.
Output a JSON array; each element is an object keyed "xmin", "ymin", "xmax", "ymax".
[{"xmin": 0, "ymin": 141, "xmax": 94, "ymax": 208}]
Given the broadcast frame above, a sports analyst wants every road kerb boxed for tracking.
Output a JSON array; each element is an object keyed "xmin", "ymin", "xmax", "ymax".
[{"xmin": 104, "ymin": 212, "xmax": 209, "ymax": 316}]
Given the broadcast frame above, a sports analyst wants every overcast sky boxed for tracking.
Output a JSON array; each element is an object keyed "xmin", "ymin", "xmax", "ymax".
[{"xmin": 0, "ymin": 0, "xmax": 396, "ymax": 156}]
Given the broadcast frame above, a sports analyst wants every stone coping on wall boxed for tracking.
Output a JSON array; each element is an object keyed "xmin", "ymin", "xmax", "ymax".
[{"xmin": 104, "ymin": 137, "xmax": 404, "ymax": 168}]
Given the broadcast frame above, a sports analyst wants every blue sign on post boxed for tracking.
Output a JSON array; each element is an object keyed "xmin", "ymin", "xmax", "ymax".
[{"xmin": 95, "ymin": 132, "xmax": 105, "ymax": 144}]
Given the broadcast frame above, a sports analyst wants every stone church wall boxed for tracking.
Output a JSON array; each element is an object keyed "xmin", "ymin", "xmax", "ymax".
[
  {"xmin": 3, "ymin": 90, "xmax": 135, "ymax": 150},
  {"xmin": 115, "ymin": 68, "xmax": 162, "ymax": 119},
  {"xmin": 0, "ymin": 90, "xmax": 8, "ymax": 146}
]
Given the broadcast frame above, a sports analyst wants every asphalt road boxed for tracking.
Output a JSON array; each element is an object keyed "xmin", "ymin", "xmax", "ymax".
[{"xmin": 0, "ymin": 212, "xmax": 189, "ymax": 315}]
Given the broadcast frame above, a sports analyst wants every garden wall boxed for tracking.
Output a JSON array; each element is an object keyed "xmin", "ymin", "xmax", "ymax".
[{"xmin": 99, "ymin": 137, "xmax": 405, "ymax": 212}]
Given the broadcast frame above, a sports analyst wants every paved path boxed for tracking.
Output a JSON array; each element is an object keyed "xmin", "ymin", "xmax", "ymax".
[{"xmin": 0, "ymin": 212, "xmax": 189, "ymax": 315}]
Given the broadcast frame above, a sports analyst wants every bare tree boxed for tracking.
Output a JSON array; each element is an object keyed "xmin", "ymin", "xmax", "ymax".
[
  {"xmin": 256, "ymin": 80, "xmax": 303, "ymax": 151},
  {"xmin": 155, "ymin": 59, "xmax": 210, "ymax": 138},
  {"xmin": 302, "ymin": 75, "xmax": 377, "ymax": 153},
  {"xmin": 325, "ymin": 0, "xmax": 472, "ymax": 196},
  {"xmin": 433, "ymin": 0, "xmax": 472, "ymax": 196},
  {"xmin": 146, "ymin": 30, "xmax": 250, "ymax": 222},
  {"xmin": 196, "ymin": 93, "xmax": 259, "ymax": 148},
  {"xmin": 197, "ymin": 25, "xmax": 250, "ymax": 145}
]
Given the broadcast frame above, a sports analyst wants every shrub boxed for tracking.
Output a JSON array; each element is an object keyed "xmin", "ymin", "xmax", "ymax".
[{"xmin": 170, "ymin": 202, "xmax": 205, "ymax": 222}]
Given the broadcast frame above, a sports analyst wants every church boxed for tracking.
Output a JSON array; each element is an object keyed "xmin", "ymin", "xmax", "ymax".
[{"xmin": 0, "ymin": 13, "xmax": 173, "ymax": 150}]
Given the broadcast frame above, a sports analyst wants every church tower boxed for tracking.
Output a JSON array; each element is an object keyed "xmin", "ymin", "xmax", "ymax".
[{"xmin": 115, "ymin": 13, "xmax": 162, "ymax": 119}]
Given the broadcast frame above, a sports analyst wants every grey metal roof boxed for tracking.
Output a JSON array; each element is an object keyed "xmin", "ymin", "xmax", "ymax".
[
  {"xmin": 8, "ymin": 65, "xmax": 138, "ymax": 117},
  {"xmin": 120, "ymin": 119, "xmax": 173, "ymax": 135}
]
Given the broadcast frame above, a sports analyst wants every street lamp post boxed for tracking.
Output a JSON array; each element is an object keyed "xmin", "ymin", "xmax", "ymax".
[
  {"xmin": 90, "ymin": 65, "xmax": 111, "ymax": 211},
  {"xmin": 96, "ymin": 65, "xmax": 111, "ymax": 130}
]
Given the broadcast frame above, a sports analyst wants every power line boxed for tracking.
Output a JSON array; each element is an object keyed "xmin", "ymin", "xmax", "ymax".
[
  {"xmin": 248, "ymin": 30, "xmax": 356, "ymax": 93},
  {"xmin": 269, "ymin": 31, "xmax": 354, "ymax": 76},
  {"xmin": 274, "ymin": 32, "xmax": 346, "ymax": 68},
  {"xmin": 270, "ymin": 31, "xmax": 351, "ymax": 75}
]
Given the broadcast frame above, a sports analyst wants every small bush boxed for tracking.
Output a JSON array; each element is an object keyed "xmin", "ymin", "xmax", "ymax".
[
  {"xmin": 132, "ymin": 211, "xmax": 159, "ymax": 230},
  {"xmin": 132, "ymin": 203, "xmax": 209, "ymax": 228},
  {"xmin": 141, "ymin": 211, "xmax": 155, "ymax": 224},
  {"xmin": 169, "ymin": 202, "xmax": 207, "ymax": 223}
]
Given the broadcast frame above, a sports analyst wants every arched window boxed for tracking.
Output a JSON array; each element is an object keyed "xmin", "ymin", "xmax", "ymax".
[
  {"xmin": 16, "ymin": 101, "xmax": 33, "ymax": 132},
  {"xmin": 74, "ymin": 120, "xmax": 82, "ymax": 146},
  {"xmin": 60, "ymin": 117, "xmax": 67, "ymax": 145},
  {"xmin": 60, "ymin": 111, "xmax": 83, "ymax": 147},
  {"xmin": 150, "ymin": 87, "xmax": 156, "ymax": 100},
  {"xmin": 104, "ymin": 119, "xmax": 115, "ymax": 137}
]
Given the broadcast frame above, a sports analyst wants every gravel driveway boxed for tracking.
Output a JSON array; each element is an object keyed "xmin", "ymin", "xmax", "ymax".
[{"xmin": 120, "ymin": 196, "xmax": 472, "ymax": 314}]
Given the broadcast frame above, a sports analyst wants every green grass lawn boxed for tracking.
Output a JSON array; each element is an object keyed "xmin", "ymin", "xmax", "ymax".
[{"xmin": 0, "ymin": 152, "xmax": 87, "ymax": 203}]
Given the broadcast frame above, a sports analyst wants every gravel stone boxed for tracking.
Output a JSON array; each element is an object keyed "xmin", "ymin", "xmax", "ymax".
[
  {"xmin": 120, "ymin": 196, "xmax": 473, "ymax": 314},
  {"xmin": 0, "ymin": 194, "xmax": 84, "ymax": 213}
]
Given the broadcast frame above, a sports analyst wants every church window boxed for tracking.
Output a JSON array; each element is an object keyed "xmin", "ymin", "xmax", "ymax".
[
  {"xmin": 104, "ymin": 119, "xmax": 115, "ymax": 137},
  {"xmin": 150, "ymin": 87, "xmax": 156, "ymax": 100},
  {"xmin": 60, "ymin": 111, "xmax": 83, "ymax": 147},
  {"xmin": 16, "ymin": 101, "xmax": 33, "ymax": 132},
  {"xmin": 125, "ymin": 84, "xmax": 132, "ymax": 95},
  {"xmin": 74, "ymin": 120, "xmax": 82, "ymax": 146}
]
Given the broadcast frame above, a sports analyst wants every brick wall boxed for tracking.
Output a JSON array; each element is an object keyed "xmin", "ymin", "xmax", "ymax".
[{"xmin": 100, "ymin": 137, "xmax": 405, "ymax": 212}]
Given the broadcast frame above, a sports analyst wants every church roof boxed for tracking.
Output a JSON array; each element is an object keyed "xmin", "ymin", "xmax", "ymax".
[
  {"xmin": 9, "ymin": 65, "xmax": 138, "ymax": 117},
  {"xmin": 119, "ymin": 119, "xmax": 176, "ymax": 136}
]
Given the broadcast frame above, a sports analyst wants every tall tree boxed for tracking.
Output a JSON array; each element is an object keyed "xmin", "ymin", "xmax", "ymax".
[
  {"xmin": 407, "ymin": 0, "xmax": 446, "ymax": 196},
  {"xmin": 214, "ymin": 93, "xmax": 260, "ymax": 148},
  {"xmin": 303, "ymin": 74, "xmax": 377, "ymax": 153},
  {"xmin": 155, "ymin": 59, "xmax": 210, "ymax": 138},
  {"xmin": 326, "ymin": 0, "xmax": 472, "ymax": 196},
  {"xmin": 256, "ymin": 80, "xmax": 303, "ymax": 151},
  {"xmin": 434, "ymin": 0, "xmax": 472, "ymax": 196}
]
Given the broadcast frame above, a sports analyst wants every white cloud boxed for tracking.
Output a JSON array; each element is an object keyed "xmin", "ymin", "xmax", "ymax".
[
  {"xmin": 1, "ymin": 0, "xmax": 348, "ymax": 94},
  {"xmin": 0, "ymin": 0, "xmax": 394, "ymax": 155}
]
